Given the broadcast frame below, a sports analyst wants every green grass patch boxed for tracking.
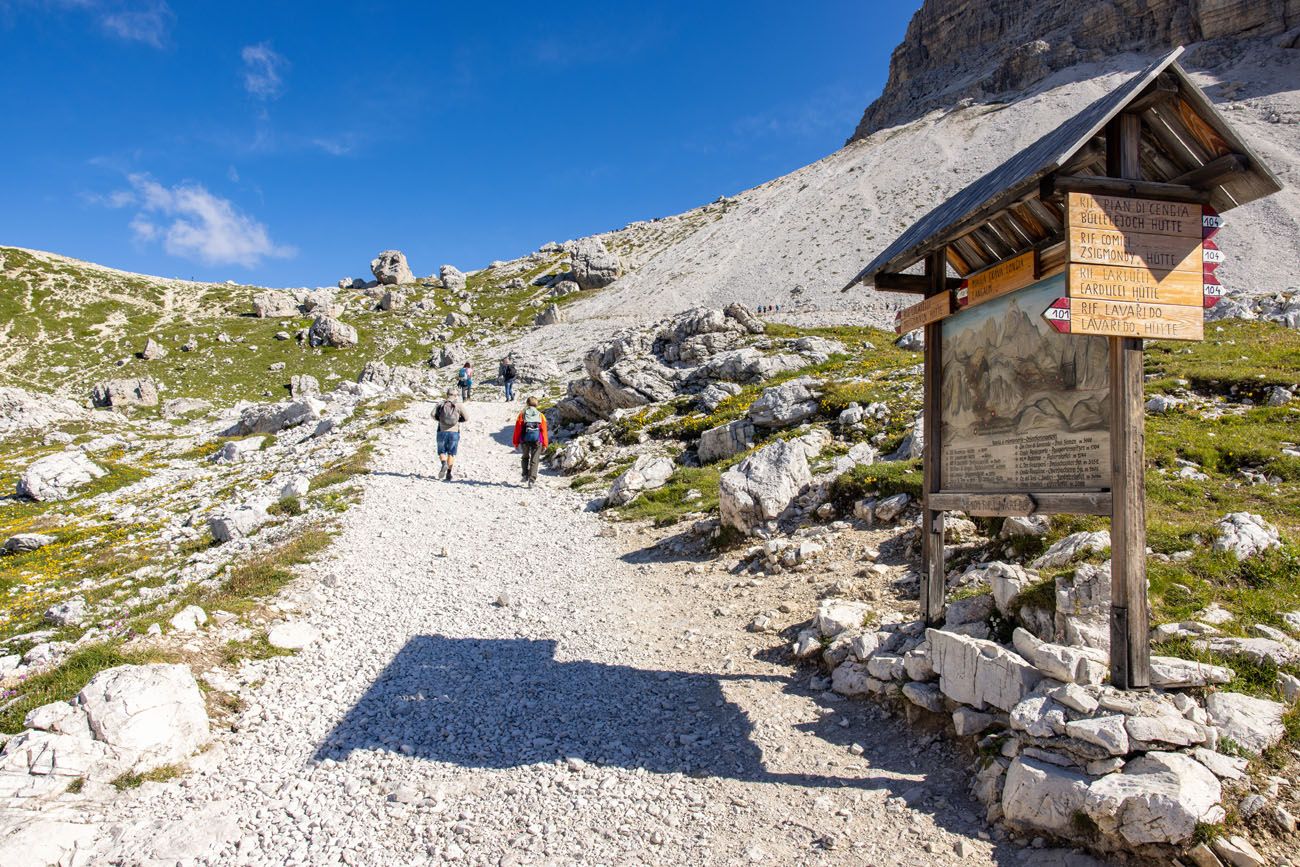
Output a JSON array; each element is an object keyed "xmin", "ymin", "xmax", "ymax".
[
  {"xmin": 267, "ymin": 495, "xmax": 303, "ymax": 517},
  {"xmin": 613, "ymin": 464, "xmax": 723, "ymax": 524},
  {"xmin": 185, "ymin": 527, "xmax": 334, "ymax": 615},
  {"xmin": 310, "ymin": 443, "xmax": 373, "ymax": 490},
  {"xmin": 111, "ymin": 763, "xmax": 184, "ymax": 790},
  {"xmin": 827, "ymin": 460, "xmax": 923, "ymax": 512}
]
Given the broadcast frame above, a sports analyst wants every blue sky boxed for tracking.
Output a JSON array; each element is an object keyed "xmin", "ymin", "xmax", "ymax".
[{"xmin": 0, "ymin": 1, "xmax": 921, "ymax": 286}]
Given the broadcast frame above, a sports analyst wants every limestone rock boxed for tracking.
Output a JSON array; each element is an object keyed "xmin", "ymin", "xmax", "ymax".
[
  {"xmin": 534, "ymin": 303, "xmax": 564, "ymax": 326},
  {"xmin": 252, "ymin": 290, "xmax": 300, "ymax": 318},
  {"xmin": 3, "ymin": 533, "xmax": 55, "ymax": 555},
  {"xmin": 228, "ymin": 399, "xmax": 322, "ymax": 436},
  {"xmin": 1212, "ymin": 835, "xmax": 1268, "ymax": 867},
  {"xmin": 267, "ymin": 622, "xmax": 319, "ymax": 650},
  {"xmin": 1083, "ymin": 751, "xmax": 1224, "ymax": 846},
  {"xmin": 569, "ymin": 237, "xmax": 621, "ymax": 290},
  {"xmin": 1149, "ymin": 655, "xmax": 1235, "ymax": 688},
  {"xmin": 439, "ymin": 264, "xmax": 467, "ymax": 291},
  {"xmin": 1013, "ymin": 626, "xmax": 1107, "ymax": 686},
  {"xmin": 698, "ymin": 419, "xmax": 754, "ymax": 464},
  {"xmin": 1000, "ymin": 515, "xmax": 1049, "ymax": 539},
  {"xmin": 830, "ymin": 661, "xmax": 875, "ymax": 697},
  {"xmin": 161, "ymin": 397, "xmax": 211, "ymax": 418},
  {"xmin": 927, "ymin": 628, "xmax": 1041, "ymax": 712},
  {"xmin": 370, "ymin": 250, "xmax": 414, "ymax": 285},
  {"xmin": 43, "ymin": 596, "xmax": 88, "ymax": 627},
  {"xmin": 91, "ymin": 377, "xmax": 159, "ymax": 408},
  {"xmin": 1205, "ymin": 691, "xmax": 1287, "ymax": 754},
  {"xmin": 280, "ymin": 475, "xmax": 310, "ymax": 499},
  {"xmin": 1065, "ymin": 715, "xmax": 1129, "ymax": 756},
  {"xmin": 212, "ymin": 437, "xmax": 265, "ymax": 464},
  {"xmin": 77, "ymin": 664, "xmax": 209, "ymax": 764},
  {"xmin": 964, "ymin": 562, "xmax": 1036, "ymax": 616},
  {"xmin": 1213, "ymin": 512, "xmax": 1281, "ymax": 559},
  {"xmin": 719, "ymin": 439, "xmax": 811, "ymax": 533},
  {"xmin": 140, "ymin": 337, "xmax": 168, "ymax": 360},
  {"xmin": 873, "ymin": 493, "xmax": 911, "ymax": 523},
  {"xmin": 208, "ymin": 505, "xmax": 270, "ymax": 544},
  {"xmin": 1001, "ymin": 757, "xmax": 1090, "ymax": 835},
  {"xmin": 815, "ymin": 599, "xmax": 872, "ymax": 638},
  {"xmin": 168, "ymin": 605, "xmax": 207, "ymax": 633},
  {"xmin": 308, "ymin": 315, "xmax": 358, "ymax": 348},
  {"xmin": 18, "ymin": 451, "xmax": 107, "ymax": 501},
  {"xmin": 1055, "ymin": 562, "xmax": 1110, "ymax": 651},
  {"xmin": 290, "ymin": 374, "xmax": 320, "ymax": 399},
  {"xmin": 747, "ymin": 380, "xmax": 820, "ymax": 428},
  {"xmin": 696, "ymin": 381, "xmax": 742, "ymax": 413},
  {"xmin": 605, "ymin": 455, "xmax": 675, "ymax": 506},
  {"xmin": 1031, "ymin": 530, "xmax": 1109, "ymax": 569}
]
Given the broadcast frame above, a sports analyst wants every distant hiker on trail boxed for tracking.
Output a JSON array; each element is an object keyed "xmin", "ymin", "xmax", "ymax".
[
  {"xmin": 512, "ymin": 396, "xmax": 549, "ymax": 487},
  {"xmin": 499, "ymin": 356, "xmax": 517, "ymax": 402},
  {"xmin": 457, "ymin": 363, "xmax": 473, "ymax": 401},
  {"xmin": 434, "ymin": 388, "xmax": 468, "ymax": 481}
]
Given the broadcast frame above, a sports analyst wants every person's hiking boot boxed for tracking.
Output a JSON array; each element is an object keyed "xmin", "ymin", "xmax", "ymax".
[{"xmin": 445, "ymin": 466, "xmax": 453, "ymax": 482}]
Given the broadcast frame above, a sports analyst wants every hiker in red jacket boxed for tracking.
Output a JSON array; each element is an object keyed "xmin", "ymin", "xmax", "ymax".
[{"xmin": 511, "ymin": 397, "xmax": 549, "ymax": 487}]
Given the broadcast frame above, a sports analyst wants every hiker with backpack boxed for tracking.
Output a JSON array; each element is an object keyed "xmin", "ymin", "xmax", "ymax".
[
  {"xmin": 499, "ymin": 356, "xmax": 517, "ymax": 402},
  {"xmin": 511, "ymin": 396, "xmax": 549, "ymax": 486},
  {"xmin": 433, "ymin": 388, "xmax": 469, "ymax": 481},
  {"xmin": 457, "ymin": 362, "xmax": 473, "ymax": 401}
]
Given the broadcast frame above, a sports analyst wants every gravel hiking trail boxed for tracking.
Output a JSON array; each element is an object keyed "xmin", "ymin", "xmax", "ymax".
[{"xmin": 88, "ymin": 401, "xmax": 1099, "ymax": 866}]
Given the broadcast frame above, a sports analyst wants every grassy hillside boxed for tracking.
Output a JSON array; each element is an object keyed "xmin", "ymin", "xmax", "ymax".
[{"xmin": 0, "ymin": 246, "xmax": 569, "ymax": 406}]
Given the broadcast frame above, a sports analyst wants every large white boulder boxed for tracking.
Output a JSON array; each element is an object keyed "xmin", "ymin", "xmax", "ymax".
[
  {"xmin": 568, "ymin": 238, "xmax": 621, "ymax": 290},
  {"xmin": 1149, "ymin": 655, "xmax": 1235, "ymax": 688},
  {"xmin": 1084, "ymin": 751, "xmax": 1224, "ymax": 845},
  {"xmin": 814, "ymin": 599, "xmax": 871, "ymax": 638},
  {"xmin": 1012, "ymin": 627, "xmax": 1107, "ymax": 685},
  {"xmin": 90, "ymin": 377, "xmax": 159, "ymax": 408},
  {"xmin": 926, "ymin": 628, "xmax": 1041, "ymax": 712},
  {"xmin": 370, "ymin": 250, "xmax": 414, "ymax": 285},
  {"xmin": 1001, "ymin": 757, "xmax": 1091, "ymax": 835},
  {"xmin": 606, "ymin": 455, "xmax": 675, "ymax": 506},
  {"xmin": 3, "ymin": 533, "xmax": 55, "ymax": 555},
  {"xmin": 698, "ymin": 419, "xmax": 754, "ymax": 464},
  {"xmin": 1205, "ymin": 691, "xmax": 1287, "ymax": 754},
  {"xmin": 747, "ymin": 380, "xmax": 820, "ymax": 429},
  {"xmin": 18, "ymin": 452, "xmax": 107, "ymax": 502},
  {"xmin": 718, "ymin": 439, "xmax": 811, "ymax": 533},
  {"xmin": 439, "ymin": 264, "xmax": 467, "ymax": 290},
  {"xmin": 252, "ymin": 290, "xmax": 300, "ymax": 318},
  {"xmin": 1030, "ymin": 530, "xmax": 1110, "ymax": 569},
  {"xmin": 77, "ymin": 664, "xmax": 209, "ymax": 764},
  {"xmin": 228, "ymin": 399, "xmax": 323, "ymax": 436},
  {"xmin": 308, "ymin": 315, "xmax": 358, "ymax": 348},
  {"xmin": 208, "ymin": 505, "xmax": 270, "ymax": 543},
  {"xmin": 1212, "ymin": 512, "xmax": 1281, "ymax": 560}
]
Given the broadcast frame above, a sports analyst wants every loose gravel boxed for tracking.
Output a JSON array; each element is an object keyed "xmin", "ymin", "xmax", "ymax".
[{"xmin": 83, "ymin": 401, "xmax": 1101, "ymax": 865}]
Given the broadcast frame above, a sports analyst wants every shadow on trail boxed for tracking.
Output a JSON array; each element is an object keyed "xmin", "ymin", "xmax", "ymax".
[
  {"xmin": 314, "ymin": 636, "xmax": 1057, "ymax": 864},
  {"xmin": 318, "ymin": 636, "xmax": 856, "ymax": 788}
]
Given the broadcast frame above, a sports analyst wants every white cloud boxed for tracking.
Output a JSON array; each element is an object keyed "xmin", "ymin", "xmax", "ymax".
[
  {"xmin": 99, "ymin": 1, "xmax": 173, "ymax": 48},
  {"xmin": 109, "ymin": 173, "xmax": 295, "ymax": 268},
  {"xmin": 241, "ymin": 42, "xmax": 287, "ymax": 99}
]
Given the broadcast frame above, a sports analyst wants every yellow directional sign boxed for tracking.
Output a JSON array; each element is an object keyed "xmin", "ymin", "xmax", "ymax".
[{"xmin": 1068, "ymin": 263, "xmax": 1202, "ymax": 307}]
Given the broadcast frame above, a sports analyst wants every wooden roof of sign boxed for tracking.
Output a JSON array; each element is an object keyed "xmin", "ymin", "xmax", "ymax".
[{"xmin": 844, "ymin": 47, "xmax": 1284, "ymax": 293}]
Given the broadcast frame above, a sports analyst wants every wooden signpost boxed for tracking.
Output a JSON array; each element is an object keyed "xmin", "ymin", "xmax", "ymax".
[
  {"xmin": 1041, "ymin": 191, "xmax": 1222, "ymax": 343},
  {"xmin": 846, "ymin": 49, "xmax": 1283, "ymax": 692},
  {"xmin": 895, "ymin": 290, "xmax": 952, "ymax": 334},
  {"xmin": 956, "ymin": 250, "xmax": 1035, "ymax": 308}
]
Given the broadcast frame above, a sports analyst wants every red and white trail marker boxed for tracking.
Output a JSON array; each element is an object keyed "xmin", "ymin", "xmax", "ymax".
[{"xmin": 1043, "ymin": 297, "xmax": 1072, "ymax": 333}]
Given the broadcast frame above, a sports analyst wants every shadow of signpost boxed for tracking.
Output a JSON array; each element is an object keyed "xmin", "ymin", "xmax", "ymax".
[
  {"xmin": 316, "ymin": 635, "xmax": 788, "ymax": 779},
  {"xmin": 314, "ymin": 635, "xmax": 1056, "ymax": 864}
]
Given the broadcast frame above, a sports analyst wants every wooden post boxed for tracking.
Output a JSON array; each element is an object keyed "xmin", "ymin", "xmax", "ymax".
[
  {"xmin": 1106, "ymin": 113, "xmax": 1151, "ymax": 689},
  {"xmin": 921, "ymin": 249, "xmax": 946, "ymax": 626}
]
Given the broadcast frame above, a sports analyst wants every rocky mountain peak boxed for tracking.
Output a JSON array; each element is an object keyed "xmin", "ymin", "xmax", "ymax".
[{"xmin": 850, "ymin": 0, "xmax": 1300, "ymax": 140}]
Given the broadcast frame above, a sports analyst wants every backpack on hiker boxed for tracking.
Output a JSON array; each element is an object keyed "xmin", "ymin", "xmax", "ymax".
[
  {"xmin": 503, "ymin": 363, "xmax": 516, "ymax": 381},
  {"xmin": 457, "ymin": 367, "xmax": 470, "ymax": 385},
  {"xmin": 521, "ymin": 407, "xmax": 543, "ymax": 444},
  {"xmin": 437, "ymin": 399, "xmax": 460, "ymax": 428}
]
